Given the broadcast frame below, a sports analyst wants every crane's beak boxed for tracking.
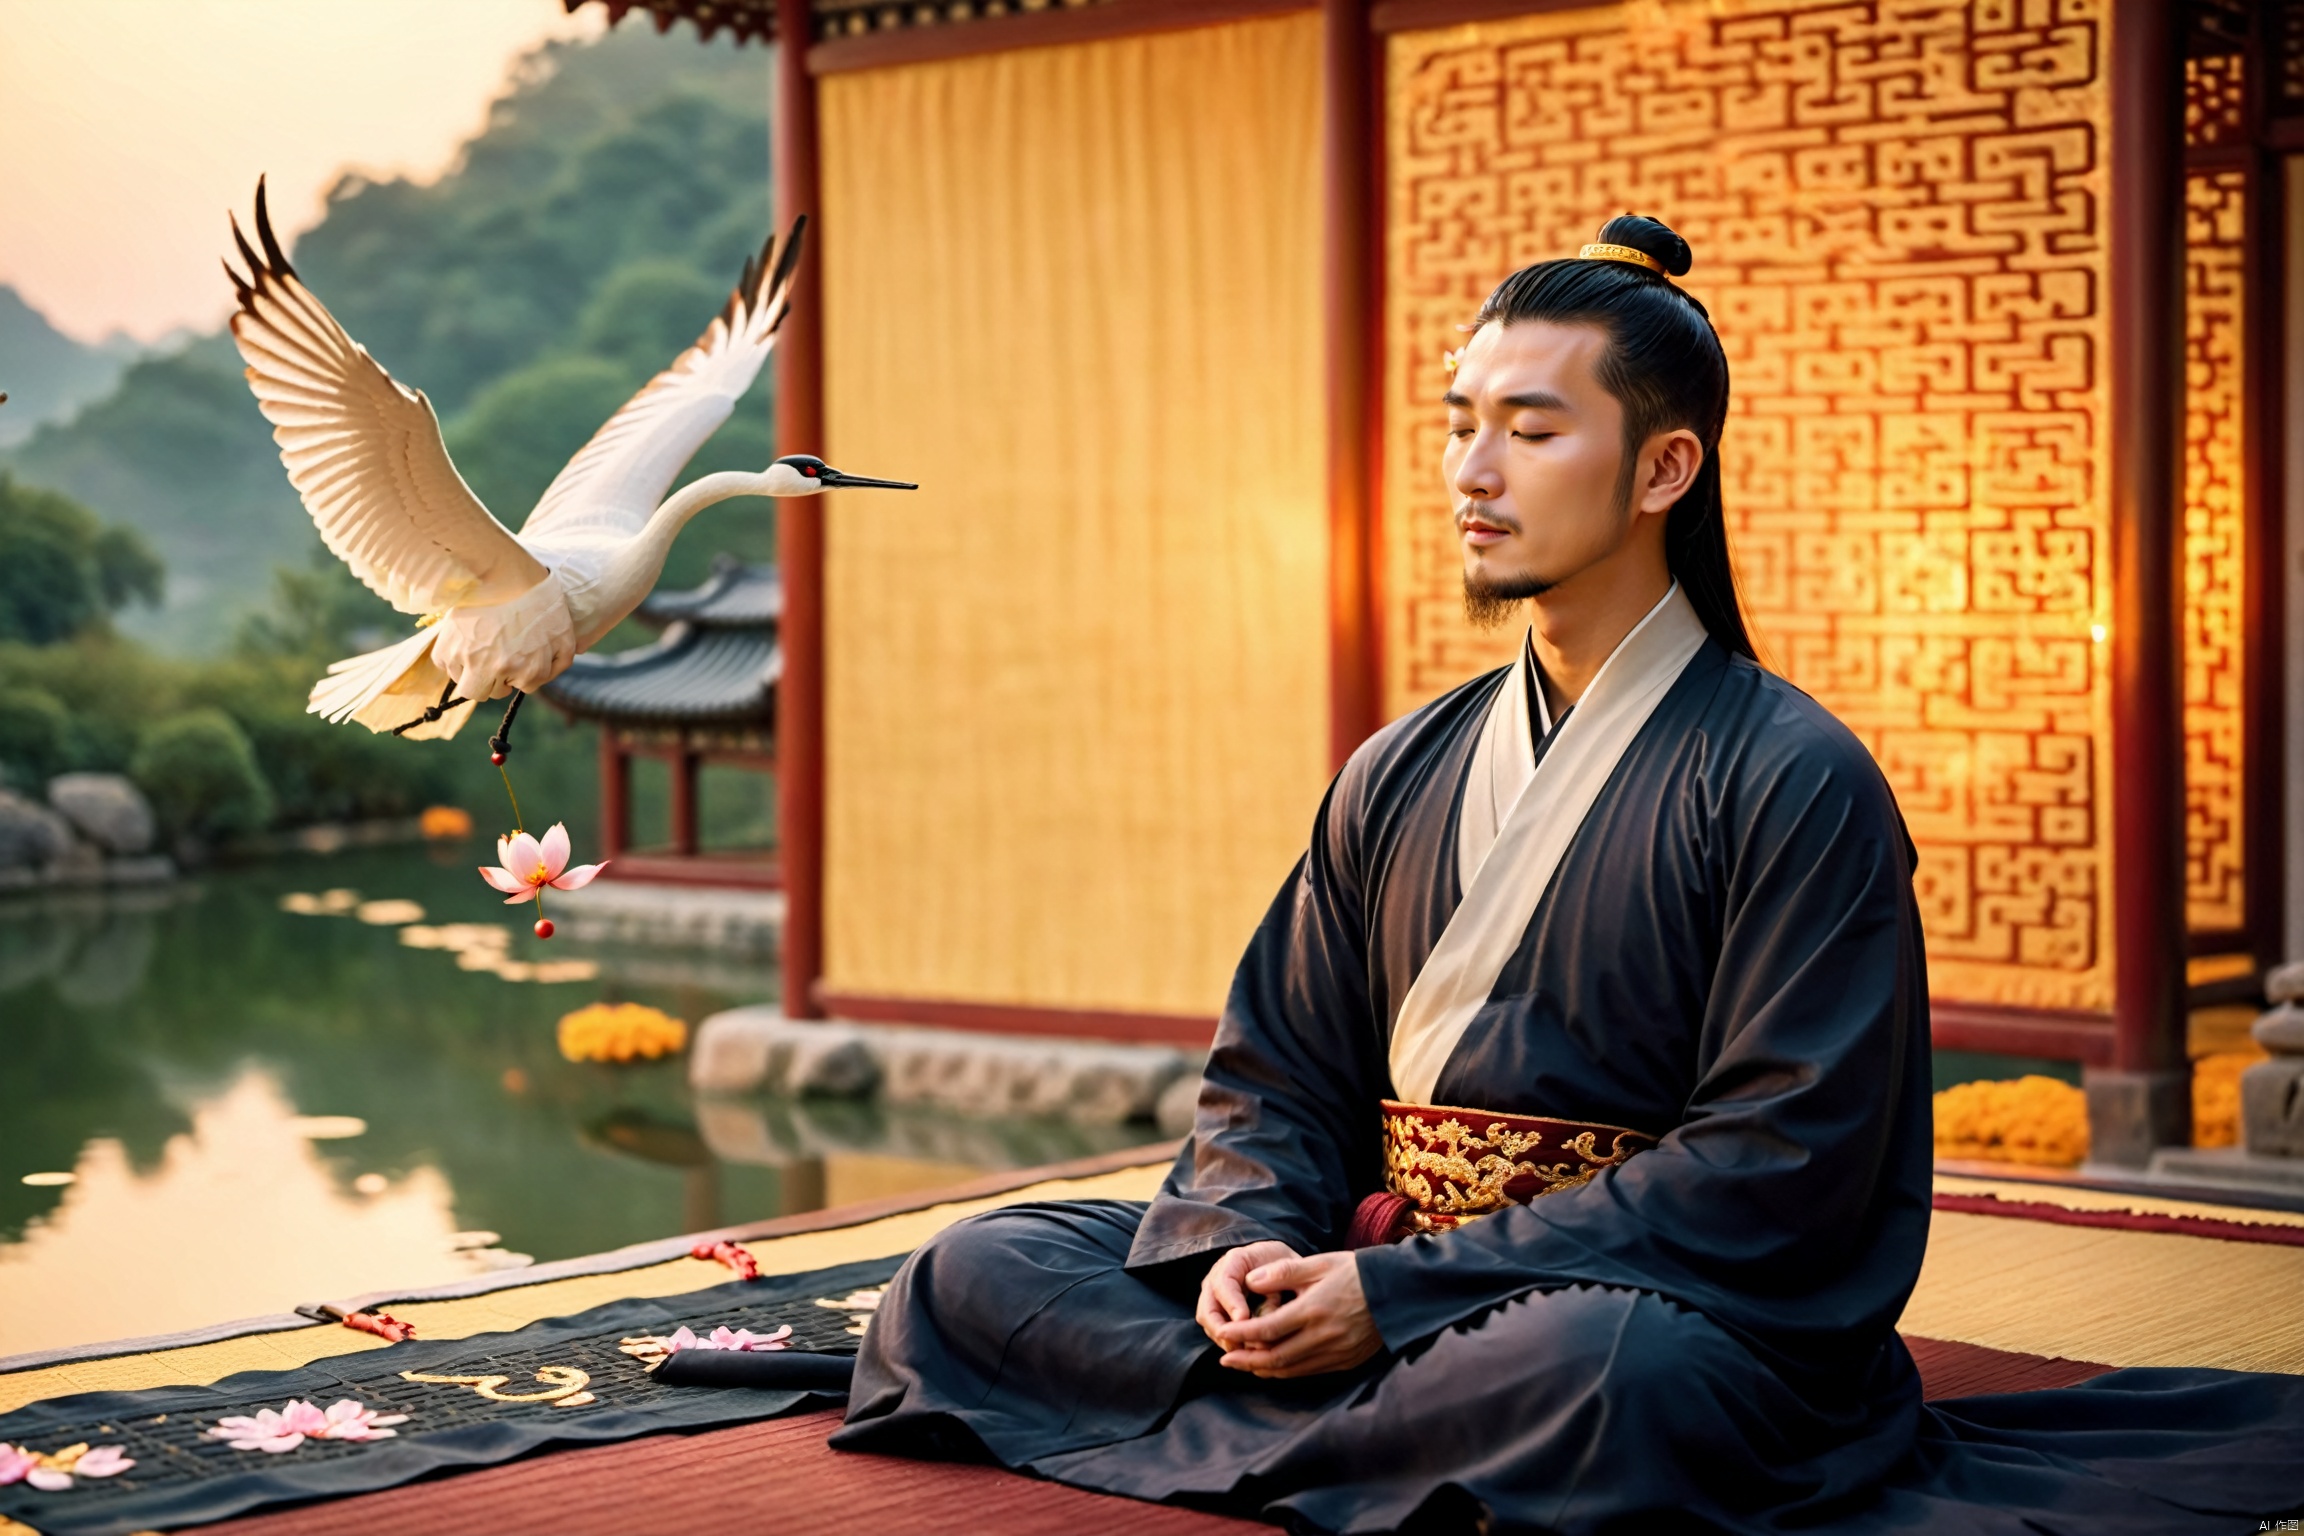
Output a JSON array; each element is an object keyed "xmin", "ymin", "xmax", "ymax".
[{"xmin": 817, "ymin": 467, "xmax": 918, "ymax": 490}]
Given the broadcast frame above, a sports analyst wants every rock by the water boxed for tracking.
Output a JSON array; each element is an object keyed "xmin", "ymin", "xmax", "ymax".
[
  {"xmin": 47, "ymin": 773, "xmax": 156, "ymax": 855},
  {"xmin": 690, "ymin": 1007, "xmax": 1190, "ymax": 1123},
  {"xmin": 2256, "ymin": 1002, "xmax": 2304, "ymax": 1056},
  {"xmin": 0, "ymin": 790, "xmax": 75, "ymax": 869},
  {"xmin": 2242, "ymin": 1056, "xmax": 2304, "ymax": 1158}
]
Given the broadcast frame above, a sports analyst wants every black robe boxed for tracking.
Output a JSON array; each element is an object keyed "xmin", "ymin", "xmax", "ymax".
[{"xmin": 833, "ymin": 642, "xmax": 2304, "ymax": 1533}]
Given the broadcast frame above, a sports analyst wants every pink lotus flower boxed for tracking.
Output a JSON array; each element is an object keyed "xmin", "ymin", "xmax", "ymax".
[
  {"xmin": 665, "ymin": 1323, "xmax": 792, "ymax": 1353},
  {"xmin": 0, "ymin": 1440, "xmax": 136, "ymax": 1490},
  {"xmin": 207, "ymin": 1398, "xmax": 406, "ymax": 1453},
  {"xmin": 479, "ymin": 823, "xmax": 605, "ymax": 906}
]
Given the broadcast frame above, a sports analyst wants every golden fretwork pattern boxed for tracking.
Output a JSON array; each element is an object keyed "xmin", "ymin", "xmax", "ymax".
[
  {"xmin": 2185, "ymin": 52, "xmax": 2247, "ymax": 147},
  {"xmin": 2183, "ymin": 170, "xmax": 2247, "ymax": 933},
  {"xmin": 1385, "ymin": 1, "xmax": 2116, "ymax": 1011}
]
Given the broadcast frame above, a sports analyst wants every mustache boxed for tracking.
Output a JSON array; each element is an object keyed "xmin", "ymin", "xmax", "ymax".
[{"xmin": 1454, "ymin": 500, "xmax": 1519, "ymax": 533}]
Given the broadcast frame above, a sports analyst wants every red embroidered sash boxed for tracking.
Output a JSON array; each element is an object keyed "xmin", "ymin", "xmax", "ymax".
[{"xmin": 1345, "ymin": 1100, "xmax": 1657, "ymax": 1248}]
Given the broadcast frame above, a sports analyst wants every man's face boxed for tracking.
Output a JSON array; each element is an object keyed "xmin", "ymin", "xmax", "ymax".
[{"xmin": 1442, "ymin": 319, "xmax": 1636, "ymax": 618}]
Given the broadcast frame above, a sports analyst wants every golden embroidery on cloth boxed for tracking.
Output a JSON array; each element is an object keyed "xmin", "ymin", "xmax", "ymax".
[
  {"xmin": 1380, "ymin": 1102, "xmax": 1653, "ymax": 1230},
  {"xmin": 813, "ymin": 1285, "xmax": 886, "ymax": 1338},
  {"xmin": 398, "ymin": 1365, "xmax": 595, "ymax": 1408}
]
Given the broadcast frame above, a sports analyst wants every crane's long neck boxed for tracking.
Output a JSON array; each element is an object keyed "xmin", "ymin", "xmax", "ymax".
[{"xmin": 616, "ymin": 471, "xmax": 775, "ymax": 586}]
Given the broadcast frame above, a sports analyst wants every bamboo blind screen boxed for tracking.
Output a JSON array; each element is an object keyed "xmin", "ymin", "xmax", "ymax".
[
  {"xmin": 818, "ymin": 12, "xmax": 1330, "ymax": 1017},
  {"xmin": 1383, "ymin": 1, "xmax": 2120, "ymax": 1013}
]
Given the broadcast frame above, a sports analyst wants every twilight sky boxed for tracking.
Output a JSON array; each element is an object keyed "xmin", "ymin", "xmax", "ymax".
[{"xmin": 0, "ymin": 0, "xmax": 606, "ymax": 344}]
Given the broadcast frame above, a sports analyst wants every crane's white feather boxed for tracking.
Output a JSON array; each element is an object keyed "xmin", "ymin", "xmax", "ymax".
[
  {"xmin": 519, "ymin": 220, "xmax": 805, "ymax": 547},
  {"xmin": 226, "ymin": 184, "xmax": 547, "ymax": 617},
  {"xmin": 305, "ymin": 625, "xmax": 476, "ymax": 739}
]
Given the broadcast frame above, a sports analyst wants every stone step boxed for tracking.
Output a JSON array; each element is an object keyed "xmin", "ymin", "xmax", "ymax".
[
  {"xmin": 691, "ymin": 1006, "xmax": 1197, "ymax": 1125},
  {"xmin": 547, "ymin": 882, "xmax": 785, "ymax": 955}
]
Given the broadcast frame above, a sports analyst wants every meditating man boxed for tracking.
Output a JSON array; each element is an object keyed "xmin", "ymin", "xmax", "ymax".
[{"xmin": 833, "ymin": 217, "xmax": 2304, "ymax": 1532}]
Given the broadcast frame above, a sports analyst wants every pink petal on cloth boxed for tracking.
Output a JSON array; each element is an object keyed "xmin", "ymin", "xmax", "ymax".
[
  {"xmin": 0, "ymin": 1445, "xmax": 36, "ymax": 1485},
  {"xmin": 549, "ymin": 861, "xmax": 606, "ymax": 892},
  {"xmin": 502, "ymin": 833, "xmax": 545, "ymax": 886},
  {"xmin": 666, "ymin": 1326, "xmax": 702, "ymax": 1353},
  {"xmin": 478, "ymin": 865, "xmax": 528, "ymax": 894},
  {"xmin": 281, "ymin": 1401, "xmax": 330, "ymax": 1436},
  {"xmin": 73, "ymin": 1446, "xmax": 133, "ymax": 1477},
  {"xmin": 26, "ymin": 1467, "xmax": 71, "ymax": 1491},
  {"xmin": 538, "ymin": 822, "xmax": 571, "ymax": 881}
]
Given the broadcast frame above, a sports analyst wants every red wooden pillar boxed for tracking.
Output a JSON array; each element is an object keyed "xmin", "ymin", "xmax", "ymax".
[
  {"xmin": 775, "ymin": 0, "xmax": 828, "ymax": 1018},
  {"xmin": 2095, "ymin": 0, "xmax": 2191, "ymax": 1163},
  {"xmin": 2240, "ymin": 3, "xmax": 2289, "ymax": 972},
  {"xmin": 598, "ymin": 731, "xmax": 630, "ymax": 863},
  {"xmin": 1324, "ymin": 0, "xmax": 1383, "ymax": 771},
  {"xmin": 669, "ymin": 746, "xmax": 700, "ymax": 857}
]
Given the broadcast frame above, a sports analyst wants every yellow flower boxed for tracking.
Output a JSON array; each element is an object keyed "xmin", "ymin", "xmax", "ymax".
[
  {"xmin": 1932, "ymin": 1075, "xmax": 2088, "ymax": 1167},
  {"xmin": 420, "ymin": 805, "xmax": 474, "ymax": 839},
  {"xmin": 556, "ymin": 1003, "xmax": 688, "ymax": 1064},
  {"xmin": 2191, "ymin": 1049, "xmax": 2267, "ymax": 1149}
]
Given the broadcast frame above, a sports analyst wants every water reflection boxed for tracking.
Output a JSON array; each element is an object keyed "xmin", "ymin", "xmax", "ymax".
[
  {"xmin": 0, "ymin": 848, "xmax": 1155, "ymax": 1358},
  {"xmin": 0, "ymin": 1072, "xmax": 511, "ymax": 1356}
]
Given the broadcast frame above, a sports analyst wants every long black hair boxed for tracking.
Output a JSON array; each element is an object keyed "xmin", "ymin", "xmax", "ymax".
[{"xmin": 1471, "ymin": 214, "xmax": 1753, "ymax": 659}]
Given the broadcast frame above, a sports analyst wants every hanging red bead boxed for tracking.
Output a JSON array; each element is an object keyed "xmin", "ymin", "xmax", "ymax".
[{"xmin": 534, "ymin": 918, "xmax": 555, "ymax": 939}]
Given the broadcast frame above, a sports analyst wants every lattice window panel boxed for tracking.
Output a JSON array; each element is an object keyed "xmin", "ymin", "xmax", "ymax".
[
  {"xmin": 2182, "ymin": 169, "xmax": 2247, "ymax": 934},
  {"xmin": 1384, "ymin": 0, "xmax": 2116, "ymax": 1012},
  {"xmin": 2185, "ymin": 52, "xmax": 2246, "ymax": 148}
]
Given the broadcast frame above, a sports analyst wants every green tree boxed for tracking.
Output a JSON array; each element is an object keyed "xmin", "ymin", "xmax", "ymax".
[
  {"xmin": 131, "ymin": 708, "xmax": 274, "ymax": 847},
  {"xmin": 0, "ymin": 687, "xmax": 72, "ymax": 789},
  {"xmin": 235, "ymin": 550, "xmax": 400, "ymax": 663},
  {"xmin": 0, "ymin": 472, "xmax": 162, "ymax": 644},
  {"xmin": 577, "ymin": 260, "xmax": 729, "ymax": 374},
  {"xmin": 3, "ymin": 348, "xmax": 305, "ymax": 653}
]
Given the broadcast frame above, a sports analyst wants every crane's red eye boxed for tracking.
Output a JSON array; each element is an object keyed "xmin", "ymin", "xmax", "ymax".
[{"xmin": 802, "ymin": 465, "xmax": 817, "ymax": 476}]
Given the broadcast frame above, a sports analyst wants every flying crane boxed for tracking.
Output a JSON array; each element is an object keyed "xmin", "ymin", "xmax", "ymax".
[{"xmin": 224, "ymin": 180, "xmax": 912, "ymax": 757}]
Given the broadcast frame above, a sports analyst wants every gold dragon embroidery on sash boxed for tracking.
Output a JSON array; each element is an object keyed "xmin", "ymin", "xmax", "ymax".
[{"xmin": 1382, "ymin": 1111, "xmax": 1649, "ymax": 1224}]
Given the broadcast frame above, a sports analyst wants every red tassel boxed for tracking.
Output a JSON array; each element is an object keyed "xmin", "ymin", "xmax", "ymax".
[
  {"xmin": 1344, "ymin": 1192, "xmax": 1416, "ymax": 1249},
  {"xmin": 690, "ymin": 1240, "xmax": 759, "ymax": 1280},
  {"xmin": 341, "ymin": 1309, "xmax": 416, "ymax": 1343}
]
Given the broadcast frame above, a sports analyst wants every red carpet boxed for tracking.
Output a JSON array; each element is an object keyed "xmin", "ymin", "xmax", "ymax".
[{"xmin": 191, "ymin": 1335, "xmax": 2109, "ymax": 1535}]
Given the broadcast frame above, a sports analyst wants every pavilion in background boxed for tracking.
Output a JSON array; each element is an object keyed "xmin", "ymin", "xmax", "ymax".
[{"xmin": 543, "ymin": 556, "xmax": 781, "ymax": 890}]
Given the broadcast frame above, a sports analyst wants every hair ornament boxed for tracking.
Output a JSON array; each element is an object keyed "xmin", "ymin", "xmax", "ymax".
[
  {"xmin": 1578, "ymin": 242, "xmax": 1667, "ymax": 275},
  {"xmin": 1442, "ymin": 346, "xmax": 1464, "ymax": 375}
]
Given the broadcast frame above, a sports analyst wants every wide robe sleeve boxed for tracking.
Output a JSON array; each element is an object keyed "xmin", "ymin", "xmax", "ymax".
[
  {"xmin": 1353, "ymin": 705, "xmax": 1935, "ymax": 1383},
  {"xmin": 1124, "ymin": 751, "xmax": 1397, "ymax": 1270}
]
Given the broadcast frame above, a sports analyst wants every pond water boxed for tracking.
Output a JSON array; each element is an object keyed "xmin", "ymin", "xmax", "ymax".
[{"xmin": 0, "ymin": 844, "xmax": 1152, "ymax": 1358}]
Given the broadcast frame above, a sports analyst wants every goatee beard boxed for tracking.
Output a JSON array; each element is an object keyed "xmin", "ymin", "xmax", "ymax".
[{"xmin": 1463, "ymin": 568, "xmax": 1553, "ymax": 630}]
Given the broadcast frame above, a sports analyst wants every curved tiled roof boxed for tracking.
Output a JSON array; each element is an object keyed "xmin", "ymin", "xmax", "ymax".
[
  {"xmin": 636, "ymin": 560, "xmax": 782, "ymax": 629},
  {"xmin": 544, "ymin": 624, "xmax": 780, "ymax": 725}
]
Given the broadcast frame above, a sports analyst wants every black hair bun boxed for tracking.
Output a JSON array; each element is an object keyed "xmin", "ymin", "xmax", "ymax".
[{"xmin": 1596, "ymin": 214, "xmax": 1692, "ymax": 278}]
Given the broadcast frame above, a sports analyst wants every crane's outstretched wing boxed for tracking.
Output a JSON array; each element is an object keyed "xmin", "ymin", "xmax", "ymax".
[
  {"xmin": 226, "ymin": 179, "xmax": 548, "ymax": 616},
  {"xmin": 518, "ymin": 217, "xmax": 806, "ymax": 547}
]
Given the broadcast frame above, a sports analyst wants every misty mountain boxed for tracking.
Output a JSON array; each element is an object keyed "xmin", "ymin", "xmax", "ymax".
[
  {"xmin": 0, "ymin": 287, "xmax": 150, "ymax": 449},
  {"xmin": 0, "ymin": 25, "xmax": 777, "ymax": 657}
]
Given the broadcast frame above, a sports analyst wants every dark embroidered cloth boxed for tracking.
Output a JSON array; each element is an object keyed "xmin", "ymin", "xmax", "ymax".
[{"xmin": 0, "ymin": 1255, "xmax": 901, "ymax": 1536}]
